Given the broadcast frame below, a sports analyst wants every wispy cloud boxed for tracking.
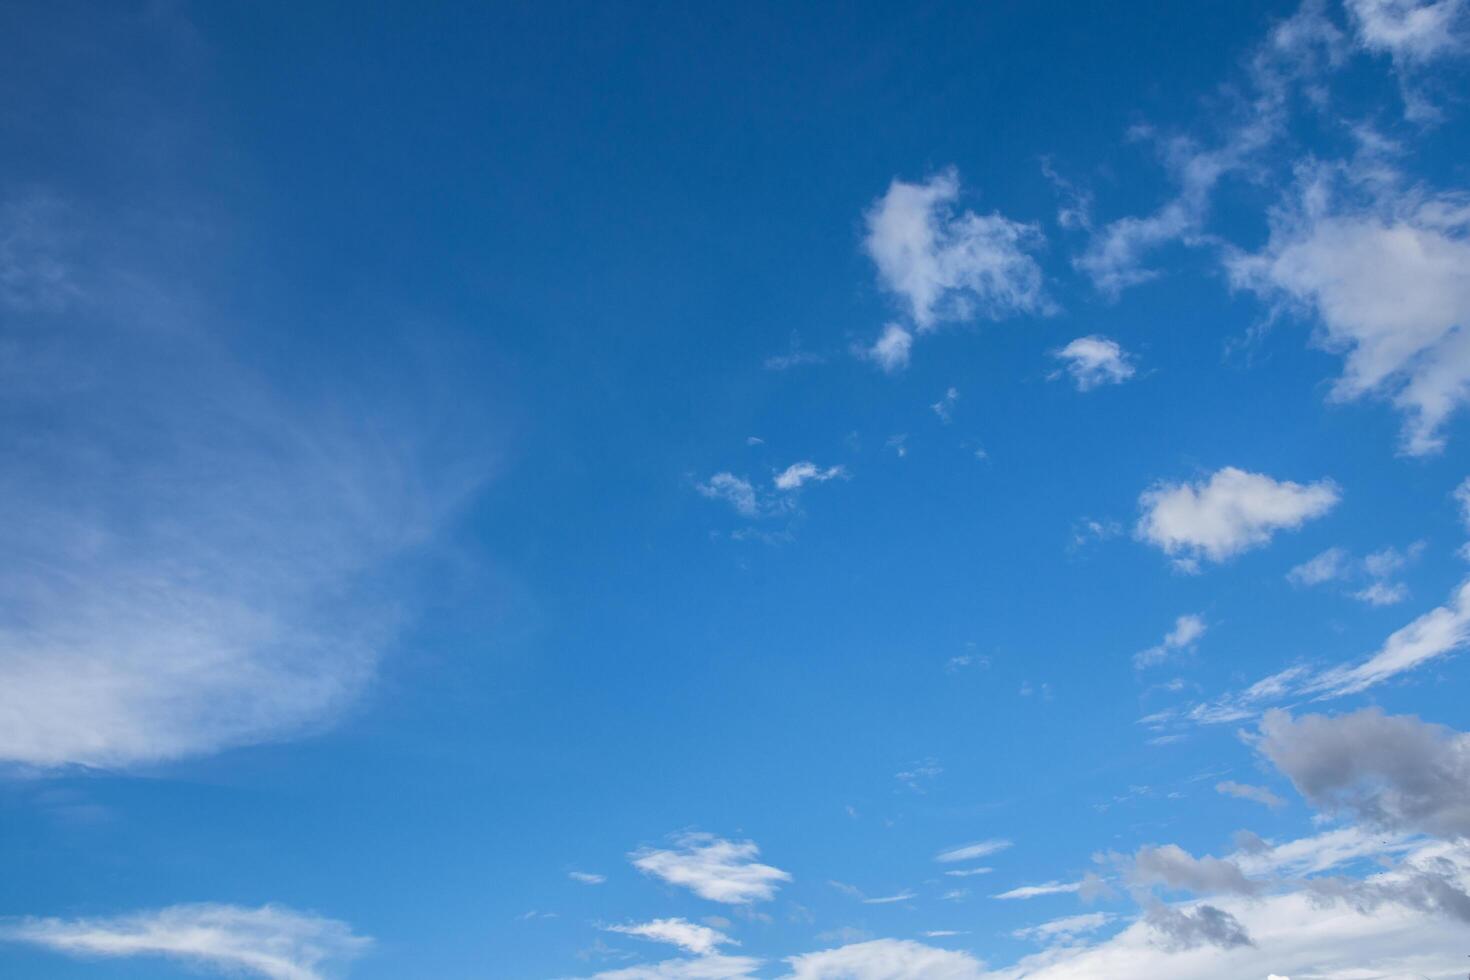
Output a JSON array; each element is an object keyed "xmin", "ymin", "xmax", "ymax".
[
  {"xmin": 0, "ymin": 903, "xmax": 369, "ymax": 980},
  {"xmin": 935, "ymin": 839, "xmax": 1013, "ymax": 863},
  {"xmin": 605, "ymin": 918, "xmax": 735, "ymax": 956},
  {"xmin": 993, "ymin": 880, "xmax": 1083, "ymax": 900}
]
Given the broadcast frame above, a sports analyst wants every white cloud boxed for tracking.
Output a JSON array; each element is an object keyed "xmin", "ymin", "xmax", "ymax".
[
  {"xmin": 944, "ymin": 867, "xmax": 995, "ymax": 878},
  {"xmin": 1305, "ymin": 579, "xmax": 1470, "ymax": 695},
  {"xmin": 1345, "ymin": 0, "xmax": 1468, "ymax": 64},
  {"xmin": 1134, "ymin": 614, "xmax": 1207, "ymax": 669},
  {"xmin": 696, "ymin": 473, "xmax": 760, "ymax": 518},
  {"xmin": 606, "ymin": 919, "xmax": 735, "ymax": 957},
  {"xmin": 994, "ymin": 881, "xmax": 1083, "ymax": 900},
  {"xmin": 588, "ymin": 953, "xmax": 762, "ymax": 979},
  {"xmin": 630, "ymin": 834, "xmax": 791, "ymax": 905},
  {"xmin": 863, "ymin": 324, "xmax": 914, "ymax": 373},
  {"xmin": 773, "ymin": 462, "xmax": 848, "ymax": 492},
  {"xmin": 1289, "ymin": 543, "xmax": 1421, "ymax": 604},
  {"xmin": 862, "ymin": 892, "xmax": 917, "ymax": 905},
  {"xmin": 1354, "ymin": 580, "xmax": 1410, "ymax": 605},
  {"xmin": 1155, "ymin": 580, "xmax": 1470, "ymax": 731},
  {"xmin": 570, "ymin": 871, "xmax": 607, "ymax": 885},
  {"xmin": 935, "ymin": 839, "xmax": 1013, "ymax": 863},
  {"xmin": 1011, "ymin": 913, "xmax": 1113, "ymax": 944},
  {"xmin": 785, "ymin": 938, "xmax": 987, "ymax": 980},
  {"xmin": 932, "ymin": 387, "xmax": 960, "ymax": 423},
  {"xmin": 1215, "ymin": 781, "xmax": 1286, "ymax": 809},
  {"xmin": 0, "ymin": 356, "xmax": 483, "ymax": 770},
  {"xmin": 1075, "ymin": 1, "xmax": 1341, "ymax": 294},
  {"xmin": 1227, "ymin": 160, "xmax": 1470, "ymax": 455},
  {"xmin": 1287, "ymin": 547, "xmax": 1350, "ymax": 585},
  {"xmin": 1049, "ymin": 336, "xmax": 1136, "ymax": 391},
  {"xmin": 0, "ymin": 903, "xmax": 368, "ymax": 980},
  {"xmin": 1136, "ymin": 467, "xmax": 1340, "ymax": 567},
  {"xmin": 864, "ymin": 170, "xmax": 1047, "ymax": 330}
]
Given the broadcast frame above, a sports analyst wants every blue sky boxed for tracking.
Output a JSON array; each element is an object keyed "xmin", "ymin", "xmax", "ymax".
[{"xmin": 3, "ymin": 1, "xmax": 1470, "ymax": 977}]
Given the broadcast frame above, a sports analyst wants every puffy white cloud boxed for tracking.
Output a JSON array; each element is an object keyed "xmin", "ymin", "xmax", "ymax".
[
  {"xmin": 1215, "ymin": 781, "xmax": 1286, "ymax": 809},
  {"xmin": 0, "ymin": 903, "xmax": 368, "ymax": 980},
  {"xmin": 1134, "ymin": 614, "xmax": 1207, "ymax": 669},
  {"xmin": 935, "ymin": 839, "xmax": 1013, "ymax": 863},
  {"xmin": 863, "ymin": 324, "xmax": 914, "ymax": 373},
  {"xmin": 1136, "ymin": 467, "xmax": 1340, "ymax": 567},
  {"xmin": 606, "ymin": 919, "xmax": 735, "ymax": 957},
  {"xmin": 773, "ymin": 462, "xmax": 848, "ymax": 492},
  {"xmin": 630, "ymin": 834, "xmax": 791, "ymax": 905},
  {"xmin": 785, "ymin": 938, "xmax": 987, "ymax": 980},
  {"xmin": 1049, "ymin": 336, "xmax": 1136, "ymax": 391},
  {"xmin": 864, "ymin": 170, "xmax": 1047, "ymax": 330},
  {"xmin": 1227, "ymin": 161, "xmax": 1470, "ymax": 455}
]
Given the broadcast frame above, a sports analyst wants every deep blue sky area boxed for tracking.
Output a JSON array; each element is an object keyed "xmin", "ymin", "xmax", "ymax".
[{"xmin": 3, "ymin": 2, "xmax": 1470, "ymax": 978}]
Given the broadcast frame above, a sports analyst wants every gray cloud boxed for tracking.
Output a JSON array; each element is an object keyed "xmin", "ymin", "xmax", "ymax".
[
  {"xmin": 1143, "ymin": 902, "xmax": 1253, "ymax": 951},
  {"xmin": 1257, "ymin": 708, "xmax": 1470, "ymax": 839}
]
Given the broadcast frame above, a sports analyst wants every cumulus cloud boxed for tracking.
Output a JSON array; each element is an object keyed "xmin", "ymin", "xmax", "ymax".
[
  {"xmin": 1134, "ymin": 614, "xmax": 1207, "ymax": 669},
  {"xmin": 864, "ymin": 170, "xmax": 1048, "ymax": 330},
  {"xmin": 630, "ymin": 834, "xmax": 791, "ymax": 905},
  {"xmin": 1136, "ymin": 467, "xmax": 1339, "ymax": 568},
  {"xmin": 1131, "ymin": 845, "xmax": 1261, "ymax": 897},
  {"xmin": 0, "ymin": 903, "xmax": 368, "ymax": 980},
  {"xmin": 1141, "ymin": 903, "xmax": 1252, "ymax": 951},
  {"xmin": 1257, "ymin": 707, "xmax": 1470, "ymax": 839},
  {"xmin": 1227, "ymin": 157, "xmax": 1470, "ymax": 454},
  {"xmin": 1049, "ymin": 336, "xmax": 1136, "ymax": 391},
  {"xmin": 606, "ymin": 919, "xmax": 735, "ymax": 957}
]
